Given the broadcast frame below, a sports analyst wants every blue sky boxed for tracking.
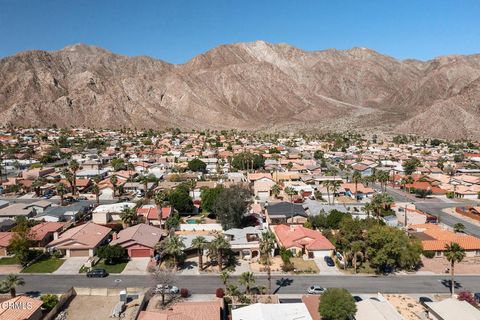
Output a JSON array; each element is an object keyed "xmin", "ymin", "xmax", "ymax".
[{"xmin": 1, "ymin": 0, "xmax": 479, "ymax": 63}]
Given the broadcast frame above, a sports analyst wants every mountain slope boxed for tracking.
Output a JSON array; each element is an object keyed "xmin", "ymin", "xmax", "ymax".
[{"xmin": 1, "ymin": 41, "xmax": 480, "ymax": 139}]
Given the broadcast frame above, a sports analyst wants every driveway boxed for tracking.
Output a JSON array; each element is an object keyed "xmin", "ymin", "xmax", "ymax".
[
  {"xmin": 53, "ymin": 257, "xmax": 88, "ymax": 274},
  {"xmin": 122, "ymin": 258, "xmax": 151, "ymax": 275},
  {"xmin": 314, "ymin": 258, "xmax": 341, "ymax": 275}
]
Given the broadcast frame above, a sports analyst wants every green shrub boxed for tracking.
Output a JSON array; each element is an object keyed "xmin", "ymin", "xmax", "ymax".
[{"xmin": 423, "ymin": 251, "xmax": 435, "ymax": 259}]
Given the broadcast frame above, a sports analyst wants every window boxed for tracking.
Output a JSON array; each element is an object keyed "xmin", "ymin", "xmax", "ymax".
[
  {"xmin": 476, "ymin": 250, "xmax": 480, "ymax": 256},
  {"xmin": 436, "ymin": 251, "xmax": 442, "ymax": 257}
]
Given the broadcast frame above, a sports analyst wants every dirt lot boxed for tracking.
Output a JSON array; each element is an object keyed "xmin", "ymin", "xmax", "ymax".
[
  {"xmin": 249, "ymin": 256, "xmax": 283, "ymax": 273},
  {"xmin": 419, "ymin": 256, "xmax": 480, "ymax": 274},
  {"xmin": 65, "ymin": 295, "xmax": 138, "ymax": 320},
  {"xmin": 385, "ymin": 294, "xmax": 426, "ymax": 320}
]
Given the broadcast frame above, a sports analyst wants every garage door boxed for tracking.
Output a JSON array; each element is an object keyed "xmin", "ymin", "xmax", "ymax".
[
  {"xmin": 130, "ymin": 249, "xmax": 151, "ymax": 258},
  {"xmin": 313, "ymin": 250, "xmax": 330, "ymax": 258},
  {"xmin": 70, "ymin": 249, "xmax": 90, "ymax": 257}
]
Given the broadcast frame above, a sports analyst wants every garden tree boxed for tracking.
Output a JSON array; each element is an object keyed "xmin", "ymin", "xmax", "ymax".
[
  {"xmin": 370, "ymin": 193, "xmax": 394, "ymax": 218},
  {"xmin": 270, "ymin": 184, "xmax": 281, "ymax": 198},
  {"xmin": 209, "ymin": 234, "xmax": 231, "ymax": 271},
  {"xmin": 8, "ymin": 229, "xmax": 33, "ymax": 266},
  {"xmin": 259, "ymin": 230, "xmax": 276, "ymax": 294},
  {"xmin": 120, "ymin": 207, "xmax": 138, "ymax": 227},
  {"xmin": 159, "ymin": 235, "xmax": 186, "ymax": 270},
  {"xmin": 188, "ymin": 158, "xmax": 207, "ymax": 172},
  {"xmin": 97, "ymin": 245, "xmax": 127, "ymax": 265},
  {"xmin": 330, "ymin": 180, "xmax": 341, "ymax": 205},
  {"xmin": 62, "ymin": 169, "xmax": 74, "ymax": 194},
  {"xmin": 109, "ymin": 175, "xmax": 118, "ymax": 198},
  {"xmin": 350, "ymin": 240, "xmax": 365, "ymax": 273},
  {"xmin": 154, "ymin": 191, "xmax": 168, "ymax": 230},
  {"xmin": 165, "ymin": 212, "xmax": 181, "ymax": 231},
  {"xmin": 40, "ymin": 294, "xmax": 59, "ymax": 310},
  {"xmin": 92, "ymin": 184, "xmax": 100, "ymax": 206},
  {"xmin": 0, "ymin": 274, "xmax": 25, "ymax": 298},
  {"xmin": 414, "ymin": 188, "xmax": 432, "ymax": 199},
  {"xmin": 454, "ymin": 153, "xmax": 465, "ymax": 163},
  {"xmin": 69, "ymin": 160, "xmax": 80, "ymax": 196},
  {"xmin": 56, "ymin": 182, "xmax": 67, "ymax": 206},
  {"xmin": 231, "ymin": 152, "xmax": 265, "ymax": 171},
  {"xmin": 140, "ymin": 174, "xmax": 150, "ymax": 200},
  {"xmin": 314, "ymin": 150, "xmax": 324, "ymax": 160},
  {"xmin": 366, "ymin": 225, "xmax": 423, "ymax": 273},
  {"xmin": 326, "ymin": 210, "xmax": 347, "ymax": 229},
  {"xmin": 454, "ymin": 223, "xmax": 465, "ymax": 233},
  {"xmin": 213, "ymin": 186, "xmax": 251, "ymax": 230},
  {"xmin": 31, "ymin": 178, "xmax": 44, "ymax": 197},
  {"xmin": 200, "ymin": 186, "xmax": 224, "ymax": 213},
  {"xmin": 375, "ymin": 170, "xmax": 390, "ymax": 192},
  {"xmin": 351, "ymin": 171, "xmax": 362, "ymax": 202},
  {"xmin": 400, "ymin": 176, "xmax": 414, "ymax": 190},
  {"xmin": 284, "ymin": 186, "xmax": 297, "ymax": 201},
  {"xmin": 320, "ymin": 180, "xmax": 332, "ymax": 205},
  {"xmin": 445, "ymin": 242, "xmax": 466, "ymax": 296},
  {"xmin": 169, "ymin": 188, "xmax": 194, "ymax": 214},
  {"xmin": 457, "ymin": 291, "xmax": 478, "ymax": 306},
  {"xmin": 111, "ymin": 158, "xmax": 126, "ymax": 171},
  {"xmin": 319, "ymin": 288, "xmax": 357, "ymax": 320},
  {"xmin": 150, "ymin": 267, "xmax": 176, "ymax": 306},
  {"xmin": 306, "ymin": 214, "xmax": 328, "ymax": 230},
  {"xmin": 220, "ymin": 270, "xmax": 230, "ymax": 289},
  {"xmin": 239, "ymin": 272, "xmax": 255, "ymax": 295},
  {"xmin": 191, "ymin": 236, "xmax": 207, "ymax": 270},
  {"xmin": 403, "ymin": 157, "xmax": 421, "ymax": 175}
]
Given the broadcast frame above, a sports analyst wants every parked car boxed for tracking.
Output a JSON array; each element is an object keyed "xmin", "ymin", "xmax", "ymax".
[
  {"xmin": 353, "ymin": 295, "xmax": 363, "ymax": 302},
  {"xmin": 155, "ymin": 284, "xmax": 179, "ymax": 294},
  {"xmin": 86, "ymin": 269, "xmax": 108, "ymax": 278},
  {"xmin": 419, "ymin": 296, "xmax": 433, "ymax": 306},
  {"xmin": 324, "ymin": 256, "xmax": 335, "ymax": 267},
  {"xmin": 77, "ymin": 196, "xmax": 87, "ymax": 201},
  {"xmin": 307, "ymin": 285, "xmax": 326, "ymax": 294}
]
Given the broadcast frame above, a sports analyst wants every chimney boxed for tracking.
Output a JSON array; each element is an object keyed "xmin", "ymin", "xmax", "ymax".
[
  {"xmin": 53, "ymin": 232, "xmax": 59, "ymax": 240},
  {"xmin": 112, "ymin": 232, "xmax": 118, "ymax": 240}
]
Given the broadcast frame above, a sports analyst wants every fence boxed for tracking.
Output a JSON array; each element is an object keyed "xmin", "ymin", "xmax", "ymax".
[
  {"xmin": 178, "ymin": 223, "xmax": 222, "ymax": 232},
  {"xmin": 43, "ymin": 287, "xmax": 76, "ymax": 320}
]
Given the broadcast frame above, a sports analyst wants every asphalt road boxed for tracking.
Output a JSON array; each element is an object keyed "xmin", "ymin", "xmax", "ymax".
[{"xmin": 3, "ymin": 274, "xmax": 479, "ymax": 295}]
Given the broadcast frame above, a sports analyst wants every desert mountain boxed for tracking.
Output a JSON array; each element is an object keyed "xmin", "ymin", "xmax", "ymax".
[{"xmin": 1, "ymin": 41, "xmax": 479, "ymax": 139}]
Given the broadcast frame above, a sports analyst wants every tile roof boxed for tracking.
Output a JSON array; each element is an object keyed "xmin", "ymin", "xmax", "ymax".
[
  {"xmin": 28, "ymin": 222, "xmax": 65, "ymax": 241},
  {"xmin": 0, "ymin": 232, "xmax": 15, "ymax": 247},
  {"xmin": 272, "ymin": 224, "xmax": 334, "ymax": 251},
  {"xmin": 138, "ymin": 300, "xmax": 222, "ymax": 320},
  {"xmin": 411, "ymin": 224, "xmax": 480, "ymax": 251},
  {"xmin": 0, "ymin": 295, "xmax": 43, "ymax": 320},
  {"xmin": 46, "ymin": 222, "xmax": 111, "ymax": 249},
  {"xmin": 110, "ymin": 223, "xmax": 162, "ymax": 248},
  {"xmin": 137, "ymin": 206, "xmax": 172, "ymax": 220}
]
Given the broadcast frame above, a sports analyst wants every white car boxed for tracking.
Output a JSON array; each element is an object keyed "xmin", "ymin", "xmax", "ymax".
[
  {"xmin": 155, "ymin": 284, "xmax": 179, "ymax": 294},
  {"xmin": 307, "ymin": 285, "xmax": 326, "ymax": 294}
]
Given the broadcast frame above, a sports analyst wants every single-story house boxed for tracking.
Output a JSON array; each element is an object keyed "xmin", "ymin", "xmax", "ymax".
[
  {"xmin": 272, "ymin": 224, "xmax": 335, "ymax": 259},
  {"xmin": 28, "ymin": 222, "xmax": 65, "ymax": 247},
  {"xmin": 136, "ymin": 205, "xmax": 172, "ymax": 227},
  {"xmin": 92, "ymin": 202, "xmax": 136, "ymax": 224},
  {"xmin": 355, "ymin": 295, "xmax": 403, "ymax": 320},
  {"xmin": 33, "ymin": 203, "xmax": 87, "ymax": 222},
  {"xmin": 0, "ymin": 232, "xmax": 15, "ymax": 256},
  {"xmin": 46, "ymin": 222, "xmax": 111, "ymax": 257},
  {"xmin": 24, "ymin": 200, "xmax": 53, "ymax": 213},
  {"xmin": 0, "ymin": 203, "xmax": 35, "ymax": 221},
  {"xmin": 425, "ymin": 297, "xmax": 480, "ymax": 320},
  {"xmin": 0, "ymin": 295, "xmax": 43, "ymax": 320},
  {"xmin": 266, "ymin": 202, "xmax": 308, "ymax": 225},
  {"xmin": 224, "ymin": 226, "xmax": 264, "ymax": 260},
  {"xmin": 110, "ymin": 223, "xmax": 162, "ymax": 258},
  {"xmin": 232, "ymin": 302, "xmax": 312, "ymax": 320}
]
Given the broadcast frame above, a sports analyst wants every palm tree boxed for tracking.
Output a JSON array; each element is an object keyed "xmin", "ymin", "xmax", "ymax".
[
  {"xmin": 321, "ymin": 180, "xmax": 332, "ymax": 205},
  {"xmin": 161, "ymin": 235, "xmax": 186, "ymax": 271},
  {"xmin": 352, "ymin": 171, "xmax": 362, "ymax": 202},
  {"xmin": 62, "ymin": 169, "xmax": 74, "ymax": 195},
  {"xmin": 69, "ymin": 160, "xmax": 80, "ymax": 196},
  {"xmin": 330, "ymin": 180, "xmax": 341, "ymax": 205},
  {"xmin": 445, "ymin": 242, "xmax": 466, "ymax": 296},
  {"xmin": 371, "ymin": 193, "xmax": 394, "ymax": 218},
  {"xmin": 271, "ymin": 184, "xmax": 281, "ymax": 198},
  {"xmin": 284, "ymin": 186, "xmax": 296, "ymax": 202},
  {"xmin": 109, "ymin": 175, "xmax": 118, "ymax": 198},
  {"xmin": 209, "ymin": 235, "xmax": 230, "ymax": 271},
  {"xmin": 154, "ymin": 191, "xmax": 167, "ymax": 230},
  {"xmin": 120, "ymin": 207, "xmax": 138, "ymax": 227},
  {"xmin": 239, "ymin": 272, "xmax": 255, "ymax": 295},
  {"xmin": 140, "ymin": 175, "xmax": 149, "ymax": 200},
  {"xmin": 454, "ymin": 223, "xmax": 465, "ymax": 233},
  {"xmin": 56, "ymin": 182, "xmax": 67, "ymax": 206},
  {"xmin": 31, "ymin": 178, "xmax": 44, "ymax": 197},
  {"xmin": 363, "ymin": 202, "xmax": 374, "ymax": 219},
  {"xmin": 191, "ymin": 236, "xmax": 206, "ymax": 271},
  {"xmin": 92, "ymin": 184, "xmax": 100, "ymax": 206},
  {"xmin": 259, "ymin": 231, "xmax": 276, "ymax": 294},
  {"xmin": 350, "ymin": 240, "xmax": 364, "ymax": 274},
  {"xmin": 220, "ymin": 270, "xmax": 230, "ymax": 289},
  {"xmin": 1, "ymin": 274, "xmax": 25, "ymax": 297}
]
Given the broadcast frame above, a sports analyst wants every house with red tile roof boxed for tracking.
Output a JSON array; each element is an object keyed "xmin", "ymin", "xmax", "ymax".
[
  {"xmin": 46, "ymin": 222, "xmax": 111, "ymax": 257},
  {"xmin": 0, "ymin": 295, "xmax": 43, "ymax": 320},
  {"xmin": 271, "ymin": 224, "xmax": 335, "ymax": 259},
  {"xmin": 409, "ymin": 224, "xmax": 480, "ymax": 257},
  {"xmin": 110, "ymin": 223, "xmax": 161, "ymax": 258},
  {"xmin": 0, "ymin": 232, "xmax": 15, "ymax": 256},
  {"xmin": 28, "ymin": 222, "xmax": 65, "ymax": 247},
  {"xmin": 137, "ymin": 206, "xmax": 172, "ymax": 227}
]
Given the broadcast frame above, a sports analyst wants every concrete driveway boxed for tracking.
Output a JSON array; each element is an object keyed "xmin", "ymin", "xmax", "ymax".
[
  {"xmin": 53, "ymin": 257, "xmax": 88, "ymax": 274},
  {"xmin": 314, "ymin": 258, "xmax": 341, "ymax": 275},
  {"xmin": 122, "ymin": 258, "xmax": 151, "ymax": 275}
]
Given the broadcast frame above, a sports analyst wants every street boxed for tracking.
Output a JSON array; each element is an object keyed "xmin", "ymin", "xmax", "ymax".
[{"xmin": 3, "ymin": 274, "xmax": 480, "ymax": 295}]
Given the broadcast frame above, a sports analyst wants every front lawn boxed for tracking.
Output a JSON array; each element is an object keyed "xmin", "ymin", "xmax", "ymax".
[
  {"xmin": 291, "ymin": 258, "xmax": 319, "ymax": 273},
  {"xmin": 0, "ymin": 256, "xmax": 20, "ymax": 265},
  {"xmin": 22, "ymin": 256, "xmax": 65, "ymax": 273},
  {"xmin": 80, "ymin": 259, "xmax": 128, "ymax": 274}
]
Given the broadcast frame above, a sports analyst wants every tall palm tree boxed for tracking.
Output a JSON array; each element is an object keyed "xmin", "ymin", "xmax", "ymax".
[
  {"xmin": 62, "ymin": 169, "xmax": 74, "ymax": 195},
  {"xmin": 69, "ymin": 160, "xmax": 80, "ymax": 196},
  {"xmin": 330, "ymin": 180, "xmax": 341, "ymax": 205},
  {"xmin": 109, "ymin": 175, "xmax": 118, "ymax": 198},
  {"xmin": 352, "ymin": 171, "xmax": 362, "ymax": 202},
  {"xmin": 350, "ymin": 240, "xmax": 364, "ymax": 274},
  {"xmin": 444, "ymin": 242, "xmax": 466, "ymax": 296},
  {"xmin": 191, "ymin": 236, "xmax": 206, "ymax": 271},
  {"xmin": 56, "ymin": 182, "xmax": 67, "ymax": 206},
  {"xmin": 1, "ymin": 274, "xmax": 25, "ymax": 297},
  {"xmin": 154, "ymin": 191, "xmax": 167, "ymax": 230},
  {"xmin": 31, "ymin": 178, "xmax": 44, "ymax": 197},
  {"xmin": 141, "ymin": 175, "xmax": 149, "ymax": 200},
  {"xmin": 259, "ymin": 230, "xmax": 276, "ymax": 294},
  {"xmin": 271, "ymin": 184, "xmax": 281, "ymax": 198},
  {"xmin": 321, "ymin": 180, "xmax": 332, "ymax": 205},
  {"xmin": 161, "ymin": 235, "xmax": 186, "ymax": 271},
  {"xmin": 92, "ymin": 184, "xmax": 100, "ymax": 206},
  {"xmin": 209, "ymin": 235, "xmax": 230, "ymax": 271},
  {"xmin": 220, "ymin": 271, "xmax": 230, "ymax": 289},
  {"xmin": 239, "ymin": 272, "xmax": 255, "ymax": 295},
  {"xmin": 120, "ymin": 207, "xmax": 138, "ymax": 227},
  {"xmin": 284, "ymin": 186, "xmax": 297, "ymax": 202}
]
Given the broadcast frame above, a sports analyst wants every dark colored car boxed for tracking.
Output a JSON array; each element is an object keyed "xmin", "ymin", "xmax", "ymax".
[
  {"xmin": 324, "ymin": 256, "xmax": 335, "ymax": 267},
  {"xmin": 353, "ymin": 296, "xmax": 363, "ymax": 302},
  {"xmin": 86, "ymin": 268, "xmax": 108, "ymax": 278},
  {"xmin": 419, "ymin": 296, "xmax": 433, "ymax": 306},
  {"xmin": 77, "ymin": 196, "xmax": 87, "ymax": 201}
]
